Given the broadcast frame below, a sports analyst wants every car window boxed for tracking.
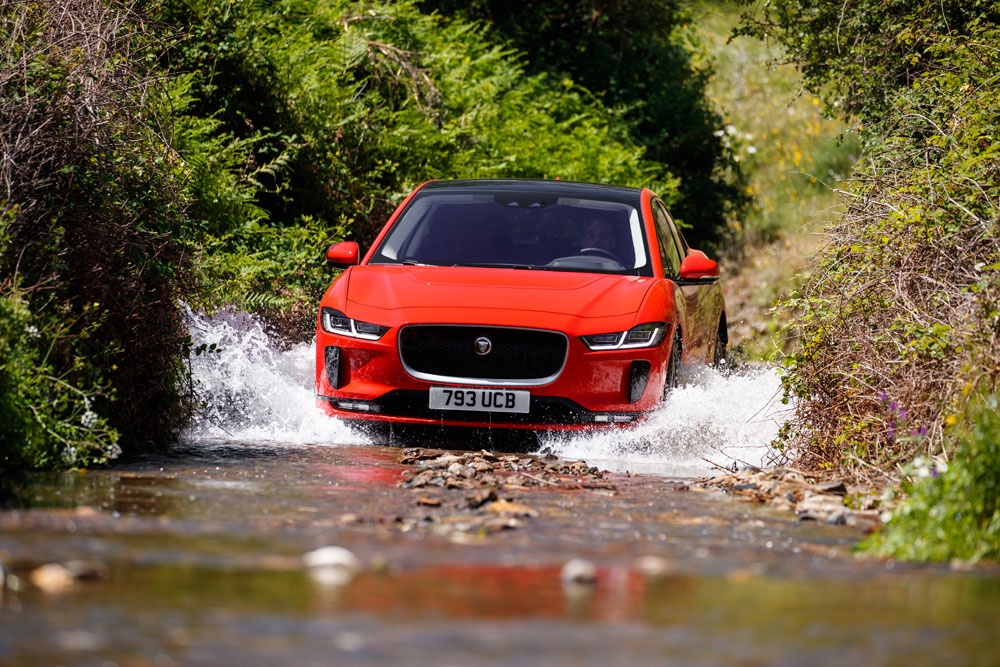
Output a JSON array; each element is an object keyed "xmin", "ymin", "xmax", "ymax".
[
  {"xmin": 652, "ymin": 200, "xmax": 682, "ymax": 278},
  {"xmin": 370, "ymin": 192, "xmax": 654, "ymax": 277},
  {"xmin": 663, "ymin": 206, "xmax": 688, "ymax": 260}
]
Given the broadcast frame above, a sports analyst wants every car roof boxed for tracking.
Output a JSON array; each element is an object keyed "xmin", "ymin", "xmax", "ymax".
[{"xmin": 419, "ymin": 179, "xmax": 644, "ymax": 204}]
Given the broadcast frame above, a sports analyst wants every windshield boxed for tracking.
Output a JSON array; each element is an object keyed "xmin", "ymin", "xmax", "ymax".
[{"xmin": 369, "ymin": 191, "xmax": 652, "ymax": 276}]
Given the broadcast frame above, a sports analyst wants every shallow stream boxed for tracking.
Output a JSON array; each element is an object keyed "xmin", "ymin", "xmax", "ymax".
[{"xmin": 0, "ymin": 311, "xmax": 997, "ymax": 665}]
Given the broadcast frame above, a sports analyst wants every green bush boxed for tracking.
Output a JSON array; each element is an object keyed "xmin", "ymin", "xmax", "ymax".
[
  {"xmin": 736, "ymin": 0, "xmax": 1000, "ymax": 122},
  {"xmin": 156, "ymin": 0, "xmax": 681, "ymax": 333},
  {"xmin": 0, "ymin": 286, "xmax": 119, "ymax": 477},
  {"xmin": 865, "ymin": 396, "xmax": 1000, "ymax": 562},
  {"xmin": 1, "ymin": 0, "xmax": 190, "ymax": 468},
  {"xmin": 420, "ymin": 0, "xmax": 747, "ymax": 249},
  {"xmin": 772, "ymin": 19, "xmax": 1000, "ymax": 473}
]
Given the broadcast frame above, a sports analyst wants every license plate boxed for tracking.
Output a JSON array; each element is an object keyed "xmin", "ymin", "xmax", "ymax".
[{"xmin": 428, "ymin": 386, "xmax": 530, "ymax": 414}]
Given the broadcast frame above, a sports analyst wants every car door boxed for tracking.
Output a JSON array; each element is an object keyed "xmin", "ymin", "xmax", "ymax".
[
  {"xmin": 649, "ymin": 199, "xmax": 690, "ymax": 356},
  {"xmin": 652, "ymin": 200, "xmax": 714, "ymax": 361}
]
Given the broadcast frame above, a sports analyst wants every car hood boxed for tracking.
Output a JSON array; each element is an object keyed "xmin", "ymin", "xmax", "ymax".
[{"xmin": 345, "ymin": 265, "xmax": 651, "ymax": 319}]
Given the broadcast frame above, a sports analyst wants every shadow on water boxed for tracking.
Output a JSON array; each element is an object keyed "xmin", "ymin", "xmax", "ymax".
[{"xmin": 357, "ymin": 421, "xmax": 541, "ymax": 453}]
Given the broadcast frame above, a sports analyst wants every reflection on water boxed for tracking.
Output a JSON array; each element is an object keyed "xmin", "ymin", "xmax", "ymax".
[
  {"xmin": 2, "ymin": 557, "xmax": 999, "ymax": 666},
  {"xmin": 1, "ymin": 444, "xmax": 998, "ymax": 666}
]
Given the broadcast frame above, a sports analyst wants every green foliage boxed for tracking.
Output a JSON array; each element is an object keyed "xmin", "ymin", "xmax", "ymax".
[
  {"xmin": 736, "ymin": 0, "xmax": 1000, "ymax": 123},
  {"xmin": 154, "ymin": 0, "xmax": 677, "ymax": 324},
  {"xmin": 0, "ymin": 286, "xmax": 120, "ymax": 479},
  {"xmin": 774, "ymin": 22, "xmax": 1000, "ymax": 472},
  {"xmin": 420, "ymin": 0, "xmax": 746, "ymax": 249},
  {"xmin": 865, "ymin": 396, "xmax": 1000, "ymax": 562},
  {"xmin": 1, "ymin": 0, "xmax": 190, "ymax": 473}
]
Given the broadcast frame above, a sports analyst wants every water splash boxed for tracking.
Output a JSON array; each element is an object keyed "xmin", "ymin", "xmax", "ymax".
[
  {"xmin": 538, "ymin": 363, "xmax": 790, "ymax": 476},
  {"xmin": 180, "ymin": 306, "xmax": 360, "ymax": 445},
  {"xmin": 179, "ymin": 305, "xmax": 788, "ymax": 476}
]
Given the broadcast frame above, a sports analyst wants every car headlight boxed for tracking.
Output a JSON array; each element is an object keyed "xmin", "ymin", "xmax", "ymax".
[
  {"xmin": 320, "ymin": 307, "xmax": 390, "ymax": 340},
  {"xmin": 581, "ymin": 322, "xmax": 667, "ymax": 350}
]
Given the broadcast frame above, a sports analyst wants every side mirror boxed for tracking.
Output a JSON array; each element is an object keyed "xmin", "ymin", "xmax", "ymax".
[
  {"xmin": 326, "ymin": 241, "xmax": 359, "ymax": 268},
  {"xmin": 678, "ymin": 250, "xmax": 719, "ymax": 283}
]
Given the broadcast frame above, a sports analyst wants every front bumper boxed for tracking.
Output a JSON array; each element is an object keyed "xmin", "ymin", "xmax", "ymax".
[
  {"xmin": 315, "ymin": 323, "xmax": 670, "ymax": 430},
  {"xmin": 316, "ymin": 391, "xmax": 645, "ymax": 430}
]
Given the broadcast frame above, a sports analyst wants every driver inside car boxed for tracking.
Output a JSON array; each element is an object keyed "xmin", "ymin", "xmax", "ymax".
[{"xmin": 580, "ymin": 217, "xmax": 620, "ymax": 259}]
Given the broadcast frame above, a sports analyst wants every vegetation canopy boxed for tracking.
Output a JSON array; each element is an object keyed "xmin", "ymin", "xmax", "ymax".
[{"xmin": 742, "ymin": 0, "xmax": 1000, "ymax": 559}]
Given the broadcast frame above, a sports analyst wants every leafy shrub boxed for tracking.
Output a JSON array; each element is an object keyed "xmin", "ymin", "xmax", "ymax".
[
  {"xmin": 0, "ymin": 0, "xmax": 190, "ymax": 464},
  {"xmin": 865, "ymin": 396, "xmax": 1000, "ymax": 562},
  {"xmin": 773, "ymin": 21, "xmax": 1000, "ymax": 474},
  {"xmin": 736, "ymin": 0, "xmax": 1000, "ymax": 122},
  {"xmin": 154, "ymin": 0, "xmax": 681, "ymax": 335},
  {"xmin": 420, "ymin": 0, "xmax": 747, "ymax": 249},
  {"xmin": 0, "ymin": 286, "xmax": 119, "ymax": 477}
]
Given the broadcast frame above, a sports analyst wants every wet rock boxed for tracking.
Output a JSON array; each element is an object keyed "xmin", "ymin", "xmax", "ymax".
[
  {"xmin": 815, "ymin": 480, "xmax": 848, "ymax": 496},
  {"xmin": 30, "ymin": 563, "xmax": 75, "ymax": 593},
  {"xmin": 29, "ymin": 560, "xmax": 108, "ymax": 593},
  {"xmin": 485, "ymin": 499, "xmax": 538, "ymax": 517},
  {"xmin": 560, "ymin": 558, "xmax": 597, "ymax": 585},
  {"xmin": 398, "ymin": 448, "xmax": 445, "ymax": 464},
  {"xmin": 796, "ymin": 494, "xmax": 847, "ymax": 522},
  {"xmin": 447, "ymin": 462, "xmax": 474, "ymax": 478},
  {"xmin": 634, "ymin": 555, "xmax": 676, "ymax": 578},
  {"xmin": 303, "ymin": 546, "xmax": 361, "ymax": 586},
  {"xmin": 825, "ymin": 509, "xmax": 848, "ymax": 525},
  {"xmin": 467, "ymin": 488, "xmax": 498, "ymax": 509},
  {"xmin": 389, "ymin": 448, "xmax": 616, "ymax": 536}
]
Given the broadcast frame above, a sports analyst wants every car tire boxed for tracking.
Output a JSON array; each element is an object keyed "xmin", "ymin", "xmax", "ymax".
[
  {"xmin": 712, "ymin": 320, "xmax": 728, "ymax": 372},
  {"xmin": 663, "ymin": 329, "xmax": 681, "ymax": 398}
]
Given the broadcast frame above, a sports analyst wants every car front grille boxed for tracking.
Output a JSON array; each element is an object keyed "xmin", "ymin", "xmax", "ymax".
[{"xmin": 398, "ymin": 325, "xmax": 567, "ymax": 384}]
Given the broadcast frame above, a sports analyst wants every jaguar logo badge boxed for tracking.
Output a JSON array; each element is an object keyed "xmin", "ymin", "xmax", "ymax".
[{"xmin": 474, "ymin": 336, "xmax": 492, "ymax": 356}]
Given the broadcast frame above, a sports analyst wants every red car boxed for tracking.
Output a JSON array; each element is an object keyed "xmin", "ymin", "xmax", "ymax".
[{"xmin": 315, "ymin": 179, "xmax": 726, "ymax": 432}]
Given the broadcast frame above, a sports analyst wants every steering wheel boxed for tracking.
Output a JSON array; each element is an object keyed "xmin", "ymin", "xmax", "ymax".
[{"xmin": 578, "ymin": 247, "xmax": 621, "ymax": 262}]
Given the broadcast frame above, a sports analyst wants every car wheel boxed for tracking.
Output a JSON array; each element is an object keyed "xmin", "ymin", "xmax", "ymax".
[
  {"xmin": 712, "ymin": 320, "xmax": 728, "ymax": 372},
  {"xmin": 663, "ymin": 329, "xmax": 681, "ymax": 398}
]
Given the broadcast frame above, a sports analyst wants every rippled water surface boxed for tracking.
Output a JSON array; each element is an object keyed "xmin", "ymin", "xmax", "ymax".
[{"xmin": 1, "ymin": 311, "xmax": 997, "ymax": 666}]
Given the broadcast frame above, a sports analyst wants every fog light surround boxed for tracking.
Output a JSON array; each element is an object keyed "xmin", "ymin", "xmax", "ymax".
[{"xmin": 324, "ymin": 346, "xmax": 342, "ymax": 389}]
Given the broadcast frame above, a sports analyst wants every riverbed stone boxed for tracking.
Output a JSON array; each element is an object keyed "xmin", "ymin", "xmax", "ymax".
[
  {"xmin": 30, "ymin": 563, "xmax": 75, "ymax": 593},
  {"xmin": 560, "ymin": 558, "xmax": 597, "ymax": 584},
  {"xmin": 634, "ymin": 555, "xmax": 676, "ymax": 577},
  {"xmin": 303, "ymin": 546, "xmax": 361, "ymax": 586}
]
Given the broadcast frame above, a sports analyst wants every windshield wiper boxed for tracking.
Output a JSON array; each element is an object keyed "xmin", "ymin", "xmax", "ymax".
[{"xmin": 450, "ymin": 262, "xmax": 543, "ymax": 270}]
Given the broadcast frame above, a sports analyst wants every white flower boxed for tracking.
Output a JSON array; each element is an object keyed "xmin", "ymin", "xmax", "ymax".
[
  {"xmin": 25, "ymin": 325, "xmax": 39, "ymax": 338},
  {"xmin": 747, "ymin": 146, "xmax": 757, "ymax": 154},
  {"xmin": 725, "ymin": 124, "xmax": 737, "ymax": 135},
  {"xmin": 81, "ymin": 410, "xmax": 98, "ymax": 428}
]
